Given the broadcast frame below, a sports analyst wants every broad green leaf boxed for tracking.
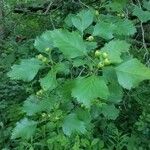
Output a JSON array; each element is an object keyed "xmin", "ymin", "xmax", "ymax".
[
  {"xmin": 40, "ymin": 70, "xmax": 57, "ymax": 91},
  {"xmin": 108, "ymin": 82, "xmax": 123, "ymax": 103},
  {"xmin": 51, "ymin": 29, "xmax": 87, "ymax": 58},
  {"xmin": 93, "ymin": 21, "xmax": 115, "ymax": 40},
  {"xmin": 114, "ymin": 19, "xmax": 136, "ymax": 36},
  {"xmin": 85, "ymin": 41, "xmax": 97, "ymax": 51},
  {"xmin": 75, "ymin": 108, "xmax": 91, "ymax": 124},
  {"xmin": 101, "ymin": 105, "xmax": 119, "ymax": 120},
  {"xmin": 106, "ymin": 0, "xmax": 127, "ymax": 12},
  {"xmin": 11, "ymin": 118, "xmax": 37, "ymax": 140},
  {"xmin": 115, "ymin": 59, "xmax": 150, "ymax": 89},
  {"xmin": 101, "ymin": 40, "xmax": 130, "ymax": 63},
  {"xmin": 72, "ymin": 75, "xmax": 109, "ymax": 107},
  {"xmin": 71, "ymin": 9, "xmax": 94, "ymax": 33},
  {"xmin": 93, "ymin": 19, "xmax": 136, "ymax": 39},
  {"xmin": 103, "ymin": 66, "xmax": 118, "ymax": 83},
  {"xmin": 133, "ymin": 6, "xmax": 150, "ymax": 23},
  {"xmin": 62, "ymin": 113, "xmax": 86, "ymax": 136},
  {"xmin": 34, "ymin": 30, "xmax": 53, "ymax": 52},
  {"xmin": 64, "ymin": 13, "xmax": 74, "ymax": 27},
  {"xmin": 23, "ymin": 95, "xmax": 52, "ymax": 116},
  {"xmin": 54, "ymin": 62, "xmax": 70, "ymax": 75},
  {"xmin": 7, "ymin": 58, "xmax": 41, "ymax": 82},
  {"xmin": 103, "ymin": 65, "xmax": 123, "ymax": 103},
  {"xmin": 60, "ymin": 80, "xmax": 75, "ymax": 102},
  {"xmin": 143, "ymin": 0, "xmax": 150, "ymax": 11},
  {"xmin": 72, "ymin": 58, "xmax": 88, "ymax": 67}
]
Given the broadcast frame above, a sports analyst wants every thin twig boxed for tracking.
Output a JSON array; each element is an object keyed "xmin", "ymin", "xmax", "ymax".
[
  {"xmin": 78, "ymin": 0, "xmax": 89, "ymax": 8},
  {"xmin": 44, "ymin": 1, "xmax": 53, "ymax": 15},
  {"xmin": 136, "ymin": 0, "xmax": 149, "ymax": 63}
]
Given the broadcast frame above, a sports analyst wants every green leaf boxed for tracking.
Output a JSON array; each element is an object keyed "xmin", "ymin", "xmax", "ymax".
[
  {"xmin": 11, "ymin": 118, "xmax": 37, "ymax": 140},
  {"xmin": 60, "ymin": 80, "xmax": 75, "ymax": 102},
  {"xmin": 7, "ymin": 58, "xmax": 41, "ymax": 82},
  {"xmin": 143, "ymin": 0, "xmax": 150, "ymax": 11},
  {"xmin": 106, "ymin": 0, "xmax": 127, "ymax": 12},
  {"xmin": 101, "ymin": 105, "xmax": 119, "ymax": 120},
  {"xmin": 71, "ymin": 9, "xmax": 94, "ymax": 33},
  {"xmin": 114, "ymin": 19, "xmax": 136, "ymax": 36},
  {"xmin": 75, "ymin": 108, "xmax": 91, "ymax": 124},
  {"xmin": 103, "ymin": 66, "xmax": 118, "ymax": 83},
  {"xmin": 133, "ymin": 6, "xmax": 150, "ymax": 23},
  {"xmin": 93, "ymin": 21, "xmax": 115, "ymax": 40},
  {"xmin": 93, "ymin": 19, "xmax": 136, "ymax": 39},
  {"xmin": 72, "ymin": 58, "xmax": 88, "ymax": 67},
  {"xmin": 85, "ymin": 41, "xmax": 97, "ymax": 51},
  {"xmin": 101, "ymin": 40, "xmax": 130, "ymax": 63},
  {"xmin": 51, "ymin": 29, "xmax": 87, "ymax": 58},
  {"xmin": 62, "ymin": 113, "xmax": 86, "ymax": 136},
  {"xmin": 115, "ymin": 59, "xmax": 150, "ymax": 89},
  {"xmin": 72, "ymin": 75, "xmax": 109, "ymax": 107},
  {"xmin": 64, "ymin": 13, "xmax": 74, "ymax": 27},
  {"xmin": 23, "ymin": 95, "xmax": 53, "ymax": 116},
  {"xmin": 40, "ymin": 70, "xmax": 57, "ymax": 91},
  {"xmin": 34, "ymin": 30, "xmax": 53, "ymax": 52},
  {"xmin": 108, "ymin": 82, "xmax": 123, "ymax": 103},
  {"xmin": 54, "ymin": 62, "xmax": 70, "ymax": 75}
]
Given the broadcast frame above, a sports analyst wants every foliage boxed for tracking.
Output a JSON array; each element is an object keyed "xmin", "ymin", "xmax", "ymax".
[{"xmin": 1, "ymin": 0, "xmax": 150, "ymax": 149}]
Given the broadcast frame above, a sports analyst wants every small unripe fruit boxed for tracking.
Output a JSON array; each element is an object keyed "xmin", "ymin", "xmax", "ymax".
[
  {"xmin": 97, "ymin": 62, "xmax": 104, "ymax": 68},
  {"xmin": 104, "ymin": 58, "xmax": 111, "ymax": 65},
  {"xmin": 42, "ymin": 113, "xmax": 46, "ymax": 117},
  {"xmin": 95, "ymin": 50, "xmax": 101, "ymax": 57},
  {"xmin": 37, "ymin": 54, "xmax": 44, "ymax": 60},
  {"xmin": 55, "ymin": 116, "xmax": 59, "ymax": 120},
  {"xmin": 87, "ymin": 36, "xmax": 94, "ymax": 41},
  {"xmin": 95, "ymin": 10, "xmax": 99, "ymax": 16},
  {"xmin": 36, "ymin": 89, "xmax": 43, "ymax": 96},
  {"xmin": 121, "ymin": 13, "xmax": 125, "ymax": 17},
  {"xmin": 102, "ymin": 52, "xmax": 108, "ymax": 58},
  {"xmin": 81, "ymin": 104, "xmax": 84, "ymax": 108},
  {"xmin": 117, "ymin": 13, "xmax": 121, "ymax": 17},
  {"xmin": 42, "ymin": 57, "xmax": 48, "ymax": 63},
  {"xmin": 45, "ymin": 47, "xmax": 51, "ymax": 52},
  {"xmin": 117, "ymin": 13, "xmax": 125, "ymax": 17}
]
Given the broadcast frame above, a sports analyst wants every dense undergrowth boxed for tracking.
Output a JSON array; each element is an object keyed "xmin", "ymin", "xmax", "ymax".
[{"xmin": 0, "ymin": 0, "xmax": 150, "ymax": 150}]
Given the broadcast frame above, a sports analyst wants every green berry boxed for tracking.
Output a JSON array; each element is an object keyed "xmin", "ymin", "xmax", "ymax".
[
  {"xmin": 37, "ymin": 54, "xmax": 44, "ymax": 60},
  {"xmin": 95, "ymin": 10, "xmax": 99, "ymax": 16},
  {"xmin": 42, "ymin": 113, "xmax": 46, "ymax": 117},
  {"xmin": 42, "ymin": 57, "xmax": 48, "ymax": 63},
  {"xmin": 104, "ymin": 58, "xmax": 111, "ymax": 65},
  {"xmin": 121, "ymin": 13, "xmax": 125, "ymax": 17},
  {"xmin": 97, "ymin": 62, "xmax": 104, "ymax": 68},
  {"xmin": 36, "ymin": 89, "xmax": 43, "ymax": 96},
  {"xmin": 45, "ymin": 47, "xmax": 51, "ymax": 52},
  {"xmin": 87, "ymin": 36, "xmax": 94, "ymax": 41},
  {"xmin": 102, "ymin": 52, "xmax": 108, "ymax": 58},
  {"xmin": 95, "ymin": 50, "xmax": 101, "ymax": 57}
]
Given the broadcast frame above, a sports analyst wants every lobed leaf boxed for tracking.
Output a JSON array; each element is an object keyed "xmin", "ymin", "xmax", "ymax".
[
  {"xmin": 23, "ymin": 95, "xmax": 53, "ymax": 116},
  {"xmin": 133, "ymin": 6, "xmax": 150, "ymax": 23},
  {"xmin": 11, "ymin": 118, "xmax": 37, "ymax": 140},
  {"xmin": 34, "ymin": 30, "xmax": 53, "ymax": 53},
  {"xmin": 71, "ymin": 9, "xmax": 94, "ymax": 33},
  {"xmin": 7, "ymin": 58, "xmax": 41, "ymax": 82},
  {"xmin": 51, "ymin": 29, "xmax": 87, "ymax": 58},
  {"xmin": 101, "ymin": 40, "xmax": 130, "ymax": 63},
  {"xmin": 62, "ymin": 113, "xmax": 86, "ymax": 136},
  {"xmin": 72, "ymin": 75, "xmax": 109, "ymax": 107},
  {"xmin": 115, "ymin": 59, "xmax": 150, "ymax": 89},
  {"xmin": 40, "ymin": 70, "xmax": 58, "ymax": 91}
]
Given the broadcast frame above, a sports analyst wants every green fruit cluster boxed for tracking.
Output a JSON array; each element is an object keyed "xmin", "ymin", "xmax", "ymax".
[{"xmin": 94, "ymin": 50, "xmax": 111, "ymax": 68}]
